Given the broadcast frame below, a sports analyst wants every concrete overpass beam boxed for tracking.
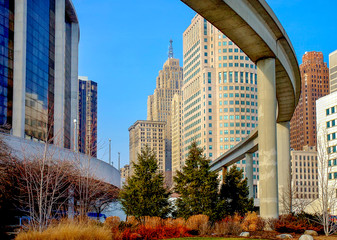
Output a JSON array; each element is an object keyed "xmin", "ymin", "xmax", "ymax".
[
  {"xmin": 245, "ymin": 153, "xmax": 254, "ymax": 199},
  {"xmin": 257, "ymin": 58, "xmax": 278, "ymax": 219},
  {"xmin": 277, "ymin": 121, "xmax": 291, "ymax": 214}
]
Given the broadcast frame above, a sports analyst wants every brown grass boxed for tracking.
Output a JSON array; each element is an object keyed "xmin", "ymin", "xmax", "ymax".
[
  {"xmin": 15, "ymin": 220, "xmax": 112, "ymax": 240},
  {"xmin": 104, "ymin": 216, "xmax": 120, "ymax": 230},
  {"xmin": 164, "ymin": 217, "xmax": 186, "ymax": 228},
  {"xmin": 143, "ymin": 216, "xmax": 163, "ymax": 228},
  {"xmin": 186, "ymin": 214, "xmax": 210, "ymax": 235}
]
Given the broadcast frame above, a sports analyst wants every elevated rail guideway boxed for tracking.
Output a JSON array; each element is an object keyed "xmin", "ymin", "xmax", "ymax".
[{"xmin": 181, "ymin": 0, "xmax": 301, "ymax": 218}]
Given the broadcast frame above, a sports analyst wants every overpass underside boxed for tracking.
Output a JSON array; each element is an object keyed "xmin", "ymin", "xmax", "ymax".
[{"xmin": 181, "ymin": 0, "xmax": 301, "ymax": 218}]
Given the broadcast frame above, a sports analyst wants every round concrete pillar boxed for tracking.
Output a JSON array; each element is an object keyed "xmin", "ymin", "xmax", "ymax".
[
  {"xmin": 245, "ymin": 153, "xmax": 254, "ymax": 199},
  {"xmin": 257, "ymin": 58, "xmax": 278, "ymax": 219},
  {"xmin": 277, "ymin": 121, "xmax": 291, "ymax": 214}
]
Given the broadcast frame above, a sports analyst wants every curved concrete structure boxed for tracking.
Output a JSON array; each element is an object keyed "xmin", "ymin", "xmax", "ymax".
[
  {"xmin": 181, "ymin": 0, "xmax": 301, "ymax": 219},
  {"xmin": 181, "ymin": 0, "xmax": 301, "ymax": 122},
  {"xmin": 0, "ymin": 133, "xmax": 120, "ymax": 188}
]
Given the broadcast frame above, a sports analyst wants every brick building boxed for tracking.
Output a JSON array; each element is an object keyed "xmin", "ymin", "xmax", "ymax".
[{"xmin": 290, "ymin": 52, "xmax": 329, "ymax": 150}]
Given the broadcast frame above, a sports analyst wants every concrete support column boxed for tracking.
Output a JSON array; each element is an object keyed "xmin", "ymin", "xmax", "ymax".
[
  {"xmin": 245, "ymin": 153, "xmax": 254, "ymax": 199},
  {"xmin": 277, "ymin": 121, "xmax": 291, "ymax": 214},
  {"xmin": 257, "ymin": 58, "xmax": 278, "ymax": 219},
  {"xmin": 12, "ymin": 0, "xmax": 27, "ymax": 138},
  {"xmin": 70, "ymin": 23, "xmax": 79, "ymax": 151},
  {"xmin": 54, "ymin": 0, "xmax": 66, "ymax": 146}
]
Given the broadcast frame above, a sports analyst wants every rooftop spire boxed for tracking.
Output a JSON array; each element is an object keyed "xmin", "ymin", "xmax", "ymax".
[{"xmin": 168, "ymin": 39, "xmax": 174, "ymax": 59}]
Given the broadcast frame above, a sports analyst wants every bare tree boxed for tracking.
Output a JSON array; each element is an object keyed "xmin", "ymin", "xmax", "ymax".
[
  {"xmin": 279, "ymin": 178, "xmax": 314, "ymax": 215},
  {"xmin": 311, "ymin": 124, "xmax": 337, "ymax": 235}
]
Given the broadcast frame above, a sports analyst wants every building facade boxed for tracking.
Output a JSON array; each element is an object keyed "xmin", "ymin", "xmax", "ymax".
[
  {"xmin": 290, "ymin": 52, "xmax": 329, "ymax": 150},
  {"xmin": 171, "ymin": 93, "xmax": 183, "ymax": 179},
  {"xmin": 291, "ymin": 145, "xmax": 318, "ymax": 201},
  {"xmin": 147, "ymin": 41, "xmax": 183, "ymax": 173},
  {"xmin": 78, "ymin": 76, "xmax": 97, "ymax": 157},
  {"xmin": 128, "ymin": 120, "xmax": 166, "ymax": 174},
  {"xmin": 0, "ymin": 0, "xmax": 79, "ymax": 150},
  {"xmin": 330, "ymin": 50, "xmax": 337, "ymax": 93},
  {"xmin": 316, "ymin": 91, "xmax": 337, "ymax": 214},
  {"xmin": 180, "ymin": 15, "xmax": 259, "ymax": 186}
]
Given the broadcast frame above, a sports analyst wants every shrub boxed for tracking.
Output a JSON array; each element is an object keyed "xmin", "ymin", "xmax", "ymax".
[
  {"xmin": 143, "ymin": 216, "xmax": 163, "ymax": 228},
  {"xmin": 186, "ymin": 214, "xmax": 209, "ymax": 234},
  {"xmin": 275, "ymin": 214, "xmax": 323, "ymax": 233},
  {"xmin": 15, "ymin": 220, "xmax": 112, "ymax": 240},
  {"xmin": 105, "ymin": 216, "xmax": 121, "ymax": 230},
  {"xmin": 163, "ymin": 217, "xmax": 185, "ymax": 228},
  {"xmin": 214, "ymin": 214, "xmax": 242, "ymax": 236},
  {"xmin": 241, "ymin": 211, "xmax": 264, "ymax": 231},
  {"xmin": 119, "ymin": 225, "xmax": 192, "ymax": 240}
]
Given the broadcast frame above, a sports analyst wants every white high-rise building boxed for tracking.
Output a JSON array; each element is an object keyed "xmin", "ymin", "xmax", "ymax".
[
  {"xmin": 316, "ymin": 91, "xmax": 337, "ymax": 214},
  {"xmin": 179, "ymin": 15, "xmax": 259, "ymax": 193}
]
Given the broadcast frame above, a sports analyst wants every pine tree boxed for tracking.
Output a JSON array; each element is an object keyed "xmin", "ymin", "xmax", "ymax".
[
  {"xmin": 219, "ymin": 165, "xmax": 254, "ymax": 216},
  {"xmin": 119, "ymin": 145, "xmax": 170, "ymax": 220},
  {"xmin": 174, "ymin": 141, "xmax": 221, "ymax": 221}
]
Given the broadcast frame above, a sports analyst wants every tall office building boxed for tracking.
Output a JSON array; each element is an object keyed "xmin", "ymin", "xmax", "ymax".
[
  {"xmin": 147, "ymin": 40, "xmax": 183, "ymax": 172},
  {"xmin": 180, "ymin": 15, "xmax": 259, "ymax": 187},
  {"xmin": 128, "ymin": 120, "xmax": 166, "ymax": 174},
  {"xmin": 0, "ymin": 0, "xmax": 79, "ymax": 150},
  {"xmin": 329, "ymin": 50, "xmax": 337, "ymax": 93},
  {"xmin": 290, "ymin": 52, "xmax": 329, "ymax": 150},
  {"xmin": 78, "ymin": 77, "xmax": 97, "ymax": 157}
]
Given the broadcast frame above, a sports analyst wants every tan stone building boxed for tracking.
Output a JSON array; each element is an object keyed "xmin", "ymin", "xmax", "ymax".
[
  {"xmin": 128, "ymin": 120, "xmax": 166, "ymax": 174},
  {"xmin": 330, "ymin": 50, "xmax": 337, "ymax": 93},
  {"xmin": 147, "ymin": 41, "xmax": 183, "ymax": 173},
  {"xmin": 180, "ymin": 15, "xmax": 259, "ymax": 191},
  {"xmin": 291, "ymin": 146, "xmax": 318, "ymax": 200},
  {"xmin": 120, "ymin": 164, "xmax": 130, "ymax": 185}
]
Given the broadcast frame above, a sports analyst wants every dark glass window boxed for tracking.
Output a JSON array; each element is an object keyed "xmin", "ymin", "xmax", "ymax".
[{"xmin": 0, "ymin": 0, "xmax": 14, "ymax": 129}]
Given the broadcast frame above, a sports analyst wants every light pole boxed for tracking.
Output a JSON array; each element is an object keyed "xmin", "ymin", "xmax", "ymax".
[
  {"xmin": 73, "ymin": 119, "xmax": 77, "ymax": 152},
  {"xmin": 109, "ymin": 139, "xmax": 112, "ymax": 165}
]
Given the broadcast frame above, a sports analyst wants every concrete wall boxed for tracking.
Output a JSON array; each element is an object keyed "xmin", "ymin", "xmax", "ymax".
[{"xmin": 1, "ymin": 133, "xmax": 120, "ymax": 188}]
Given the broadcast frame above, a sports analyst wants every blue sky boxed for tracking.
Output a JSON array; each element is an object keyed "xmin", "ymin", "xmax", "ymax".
[{"xmin": 72, "ymin": 0, "xmax": 337, "ymax": 168}]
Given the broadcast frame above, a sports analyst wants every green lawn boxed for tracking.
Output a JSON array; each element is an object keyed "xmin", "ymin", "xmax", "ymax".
[{"xmin": 167, "ymin": 238, "xmax": 269, "ymax": 240}]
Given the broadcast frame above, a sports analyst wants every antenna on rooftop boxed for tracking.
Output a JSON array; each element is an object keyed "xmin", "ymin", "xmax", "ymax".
[{"xmin": 168, "ymin": 39, "xmax": 174, "ymax": 59}]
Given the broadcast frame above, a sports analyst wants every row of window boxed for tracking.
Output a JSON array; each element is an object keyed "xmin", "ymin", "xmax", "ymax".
[
  {"xmin": 219, "ymin": 93, "xmax": 257, "ymax": 99},
  {"xmin": 326, "ymin": 119, "xmax": 336, "ymax": 128},
  {"xmin": 220, "ymin": 86, "xmax": 257, "ymax": 92},
  {"xmin": 220, "ymin": 130, "xmax": 251, "ymax": 135},
  {"xmin": 327, "ymin": 132, "xmax": 337, "ymax": 141},
  {"xmin": 218, "ymin": 63, "xmax": 255, "ymax": 69},
  {"xmin": 219, "ymin": 122, "xmax": 256, "ymax": 128},
  {"xmin": 219, "ymin": 100, "xmax": 256, "ymax": 106},
  {"xmin": 219, "ymin": 108, "xmax": 257, "ymax": 113},
  {"xmin": 326, "ymin": 106, "xmax": 336, "ymax": 116},
  {"xmin": 220, "ymin": 115, "xmax": 256, "ymax": 121}
]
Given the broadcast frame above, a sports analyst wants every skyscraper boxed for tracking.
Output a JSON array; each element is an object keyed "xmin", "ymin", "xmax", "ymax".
[
  {"xmin": 290, "ymin": 52, "xmax": 329, "ymax": 150},
  {"xmin": 78, "ymin": 76, "xmax": 97, "ymax": 157},
  {"xmin": 329, "ymin": 50, "xmax": 337, "ymax": 93},
  {"xmin": 147, "ymin": 40, "xmax": 183, "ymax": 173},
  {"xmin": 0, "ymin": 0, "xmax": 79, "ymax": 150},
  {"xmin": 180, "ymin": 15, "xmax": 259, "ymax": 187}
]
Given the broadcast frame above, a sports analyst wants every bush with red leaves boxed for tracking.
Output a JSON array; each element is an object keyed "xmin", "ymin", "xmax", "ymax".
[
  {"xmin": 275, "ymin": 214, "xmax": 323, "ymax": 234},
  {"xmin": 119, "ymin": 225, "xmax": 192, "ymax": 240}
]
